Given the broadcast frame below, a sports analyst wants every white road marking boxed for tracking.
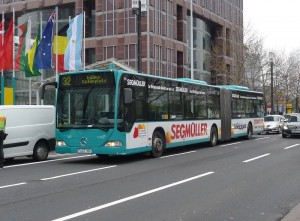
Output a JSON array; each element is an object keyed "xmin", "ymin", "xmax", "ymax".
[
  {"xmin": 0, "ymin": 166, "xmax": 116, "ymax": 190},
  {"xmin": 4, "ymin": 155, "xmax": 94, "ymax": 168},
  {"xmin": 220, "ymin": 142, "xmax": 241, "ymax": 147},
  {"xmin": 160, "ymin": 151, "xmax": 196, "ymax": 158},
  {"xmin": 0, "ymin": 182, "xmax": 27, "ymax": 189},
  {"xmin": 255, "ymin": 137, "xmax": 269, "ymax": 140},
  {"xmin": 284, "ymin": 144, "xmax": 300, "ymax": 150},
  {"xmin": 243, "ymin": 153, "xmax": 270, "ymax": 163},
  {"xmin": 52, "ymin": 171, "xmax": 215, "ymax": 221},
  {"xmin": 41, "ymin": 165, "xmax": 117, "ymax": 181}
]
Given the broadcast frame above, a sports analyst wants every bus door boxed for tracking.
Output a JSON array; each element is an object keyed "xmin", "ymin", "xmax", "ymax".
[
  {"xmin": 220, "ymin": 88, "xmax": 232, "ymax": 141},
  {"xmin": 121, "ymin": 74, "xmax": 148, "ymax": 149}
]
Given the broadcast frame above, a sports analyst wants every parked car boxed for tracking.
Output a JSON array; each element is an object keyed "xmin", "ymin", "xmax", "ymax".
[
  {"xmin": 283, "ymin": 113, "xmax": 299, "ymax": 122},
  {"xmin": 263, "ymin": 115, "xmax": 285, "ymax": 134},
  {"xmin": 282, "ymin": 114, "xmax": 300, "ymax": 138}
]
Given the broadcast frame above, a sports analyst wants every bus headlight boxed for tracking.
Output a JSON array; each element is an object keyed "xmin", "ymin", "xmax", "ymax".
[
  {"xmin": 104, "ymin": 141, "xmax": 123, "ymax": 147},
  {"xmin": 56, "ymin": 140, "xmax": 67, "ymax": 146}
]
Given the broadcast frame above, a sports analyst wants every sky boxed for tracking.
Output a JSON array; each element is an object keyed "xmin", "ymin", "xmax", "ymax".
[{"xmin": 243, "ymin": 0, "xmax": 300, "ymax": 54}]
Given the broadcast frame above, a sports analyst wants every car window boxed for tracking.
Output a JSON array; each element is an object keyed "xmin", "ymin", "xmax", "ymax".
[
  {"xmin": 289, "ymin": 116, "xmax": 298, "ymax": 122},
  {"xmin": 264, "ymin": 116, "xmax": 274, "ymax": 122}
]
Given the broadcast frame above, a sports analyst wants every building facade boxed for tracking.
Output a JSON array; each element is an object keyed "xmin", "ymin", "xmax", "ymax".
[{"xmin": 0, "ymin": 0, "xmax": 243, "ymax": 105}]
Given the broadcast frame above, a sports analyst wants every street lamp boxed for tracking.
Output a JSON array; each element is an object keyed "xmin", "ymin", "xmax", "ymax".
[
  {"xmin": 269, "ymin": 52, "xmax": 275, "ymax": 115},
  {"xmin": 132, "ymin": 0, "xmax": 147, "ymax": 73}
]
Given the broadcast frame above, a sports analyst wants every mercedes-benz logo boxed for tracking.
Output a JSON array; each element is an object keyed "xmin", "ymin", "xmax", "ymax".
[{"xmin": 80, "ymin": 137, "xmax": 88, "ymax": 146}]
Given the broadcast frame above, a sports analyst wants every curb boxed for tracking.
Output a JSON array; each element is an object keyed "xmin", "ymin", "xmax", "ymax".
[{"xmin": 281, "ymin": 203, "xmax": 300, "ymax": 221}]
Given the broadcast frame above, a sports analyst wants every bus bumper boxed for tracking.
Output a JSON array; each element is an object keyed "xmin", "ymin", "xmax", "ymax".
[{"xmin": 55, "ymin": 146, "xmax": 126, "ymax": 155}]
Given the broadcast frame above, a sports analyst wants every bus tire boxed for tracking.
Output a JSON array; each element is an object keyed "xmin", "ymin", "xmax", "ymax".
[
  {"xmin": 33, "ymin": 141, "xmax": 49, "ymax": 161},
  {"xmin": 151, "ymin": 131, "xmax": 165, "ymax": 158},
  {"xmin": 246, "ymin": 124, "xmax": 253, "ymax": 140},
  {"xmin": 209, "ymin": 126, "xmax": 218, "ymax": 147}
]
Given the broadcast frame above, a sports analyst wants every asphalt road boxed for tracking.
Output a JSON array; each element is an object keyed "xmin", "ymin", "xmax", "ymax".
[{"xmin": 1, "ymin": 134, "xmax": 300, "ymax": 221}]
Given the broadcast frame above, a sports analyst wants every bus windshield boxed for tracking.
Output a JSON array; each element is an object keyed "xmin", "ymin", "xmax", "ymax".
[{"xmin": 57, "ymin": 72, "xmax": 117, "ymax": 131}]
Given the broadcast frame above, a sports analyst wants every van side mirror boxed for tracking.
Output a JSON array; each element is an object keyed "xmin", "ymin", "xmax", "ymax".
[{"xmin": 124, "ymin": 88, "xmax": 133, "ymax": 104}]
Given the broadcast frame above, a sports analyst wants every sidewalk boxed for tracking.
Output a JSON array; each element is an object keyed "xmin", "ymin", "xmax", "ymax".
[{"xmin": 281, "ymin": 203, "xmax": 300, "ymax": 221}]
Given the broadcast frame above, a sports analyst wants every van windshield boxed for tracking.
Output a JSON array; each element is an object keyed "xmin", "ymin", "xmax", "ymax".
[{"xmin": 56, "ymin": 73, "xmax": 118, "ymax": 131}]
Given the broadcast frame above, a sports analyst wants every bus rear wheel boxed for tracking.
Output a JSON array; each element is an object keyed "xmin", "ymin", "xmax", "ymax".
[
  {"xmin": 210, "ymin": 126, "xmax": 218, "ymax": 147},
  {"xmin": 151, "ymin": 131, "xmax": 165, "ymax": 158}
]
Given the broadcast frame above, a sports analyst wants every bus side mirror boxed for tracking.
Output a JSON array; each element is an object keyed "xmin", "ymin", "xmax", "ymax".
[
  {"xmin": 39, "ymin": 82, "xmax": 57, "ymax": 100},
  {"xmin": 124, "ymin": 88, "xmax": 133, "ymax": 104}
]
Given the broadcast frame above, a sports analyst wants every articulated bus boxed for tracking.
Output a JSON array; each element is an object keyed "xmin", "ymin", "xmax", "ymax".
[{"xmin": 40, "ymin": 65, "xmax": 264, "ymax": 158}]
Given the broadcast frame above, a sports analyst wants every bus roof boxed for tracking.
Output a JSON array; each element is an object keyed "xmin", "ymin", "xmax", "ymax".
[
  {"xmin": 217, "ymin": 85, "xmax": 250, "ymax": 91},
  {"xmin": 177, "ymin": 78, "xmax": 208, "ymax": 85},
  {"xmin": 217, "ymin": 85, "xmax": 263, "ymax": 94}
]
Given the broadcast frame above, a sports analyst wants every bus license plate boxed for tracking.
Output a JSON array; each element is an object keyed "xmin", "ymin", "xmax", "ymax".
[{"xmin": 77, "ymin": 148, "xmax": 92, "ymax": 154}]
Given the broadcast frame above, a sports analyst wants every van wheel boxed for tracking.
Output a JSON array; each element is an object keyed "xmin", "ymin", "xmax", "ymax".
[
  {"xmin": 210, "ymin": 126, "xmax": 218, "ymax": 147},
  {"xmin": 33, "ymin": 141, "xmax": 49, "ymax": 161},
  {"xmin": 151, "ymin": 131, "xmax": 165, "ymax": 158}
]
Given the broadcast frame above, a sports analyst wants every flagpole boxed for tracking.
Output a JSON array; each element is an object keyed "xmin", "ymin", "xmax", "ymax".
[
  {"xmin": 83, "ymin": 11, "xmax": 85, "ymax": 71},
  {"xmin": 40, "ymin": 11, "xmax": 43, "ymax": 105},
  {"xmin": 68, "ymin": 15, "xmax": 70, "ymax": 72},
  {"xmin": 55, "ymin": 6, "xmax": 58, "ymax": 82},
  {"xmin": 190, "ymin": 0, "xmax": 194, "ymax": 79},
  {"xmin": 28, "ymin": 17, "xmax": 31, "ymax": 105},
  {"xmin": 1, "ymin": 11, "xmax": 4, "ymax": 105},
  {"xmin": 12, "ymin": 7, "xmax": 15, "ymax": 104}
]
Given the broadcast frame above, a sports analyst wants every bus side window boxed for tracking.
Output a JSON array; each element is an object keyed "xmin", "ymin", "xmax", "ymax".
[{"xmin": 149, "ymin": 110, "xmax": 156, "ymax": 120}]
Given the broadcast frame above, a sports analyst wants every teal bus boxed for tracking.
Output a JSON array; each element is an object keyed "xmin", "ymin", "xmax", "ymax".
[{"xmin": 40, "ymin": 65, "xmax": 264, "ymax": 158}]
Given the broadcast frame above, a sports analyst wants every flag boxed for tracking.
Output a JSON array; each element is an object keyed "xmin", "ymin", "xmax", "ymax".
[
  {"xmin": 0, "ymin": 19, "xmax": 13, "ymax": 70},
  {"xmin": 34, "ymin": 10, "xmax": 55, "ymax": 69},
  {"xmin": 24, "ymin": 25, "xmax": 41, "ymax": 77},
  {"xmin": 64, "ymin": 13, "xmax": 83, "ymax": 71},
  {"xmin": 53, "ymin": 35, "xmax": 68, "ymax": 72},
  {"xmin": 16, "ymin": 19, "xmax": 31, "ymax": 71},
  {"xmin": 53, "ymin": 23, "xmax": 69, "ymax": 73}
]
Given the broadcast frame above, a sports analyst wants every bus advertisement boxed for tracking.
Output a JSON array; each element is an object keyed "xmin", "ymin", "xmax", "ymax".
[{"xmin": 40, "ymin": 66, "xmax": 264, "ymax": 158}]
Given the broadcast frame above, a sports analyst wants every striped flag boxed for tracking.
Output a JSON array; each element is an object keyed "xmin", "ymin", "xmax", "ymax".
[
  {"xmin": 64, "ymin": 13, "xmax": 83, "ymax": 71},
  {"xmin": 16, "ymin": 18, "xmax": 31, "ymax": 70},
  {"xmin": 53, "ymin": 35, "xmax": 68, "ymax": 72}
]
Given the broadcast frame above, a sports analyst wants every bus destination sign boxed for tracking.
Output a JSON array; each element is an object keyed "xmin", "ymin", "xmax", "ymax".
[{"xmin": 60, "ymin": 72, "xmax": 113, "ymax": 87}]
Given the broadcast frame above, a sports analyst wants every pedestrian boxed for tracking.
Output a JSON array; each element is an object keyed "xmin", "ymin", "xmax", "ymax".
[{"xmin": 0, "ymin": 114, "xmax": 7, "ymax": 168}]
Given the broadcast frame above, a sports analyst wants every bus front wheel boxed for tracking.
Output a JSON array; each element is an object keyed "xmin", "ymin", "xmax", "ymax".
[
  {"xmin": 210, "ymin": 126, "xmax": 218, "ymax": 147},
  {"xmin": 151, "ymin": 131, "xmax": 165, "ymax": 158}
]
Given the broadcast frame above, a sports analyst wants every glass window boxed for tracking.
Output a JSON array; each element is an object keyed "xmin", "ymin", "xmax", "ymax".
[
  {"xmin": 57, "ymin": 72, "xmax": 116, "ymax": 131},
  {"xmin": 184, "ymin": 92, "xmax": 195, "ymax": 119},
  {"xmin": 207, "ymin": 88, "xmax": 220, "ymax": 119},
  {"xmin": 147, "ymin": 79, "xmax": 168, "ymax": 120},
  {"xmin": 169, "ymin": 82, "xmax": 183, "ymax": 120}
]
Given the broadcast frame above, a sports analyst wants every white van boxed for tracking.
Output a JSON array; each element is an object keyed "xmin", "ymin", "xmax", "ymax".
[{"xmin": 0, "ymin": 105, "xmax": 55, "ymax": 161}]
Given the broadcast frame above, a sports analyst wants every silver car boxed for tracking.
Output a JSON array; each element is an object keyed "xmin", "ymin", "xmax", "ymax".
[
  {"xmin": 282, "ymin": 114, "xmax": 300, "ymax": 138},
  {"xmin": 264, "ymin": 115, "xmax": 285, "ymax": 134}
]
